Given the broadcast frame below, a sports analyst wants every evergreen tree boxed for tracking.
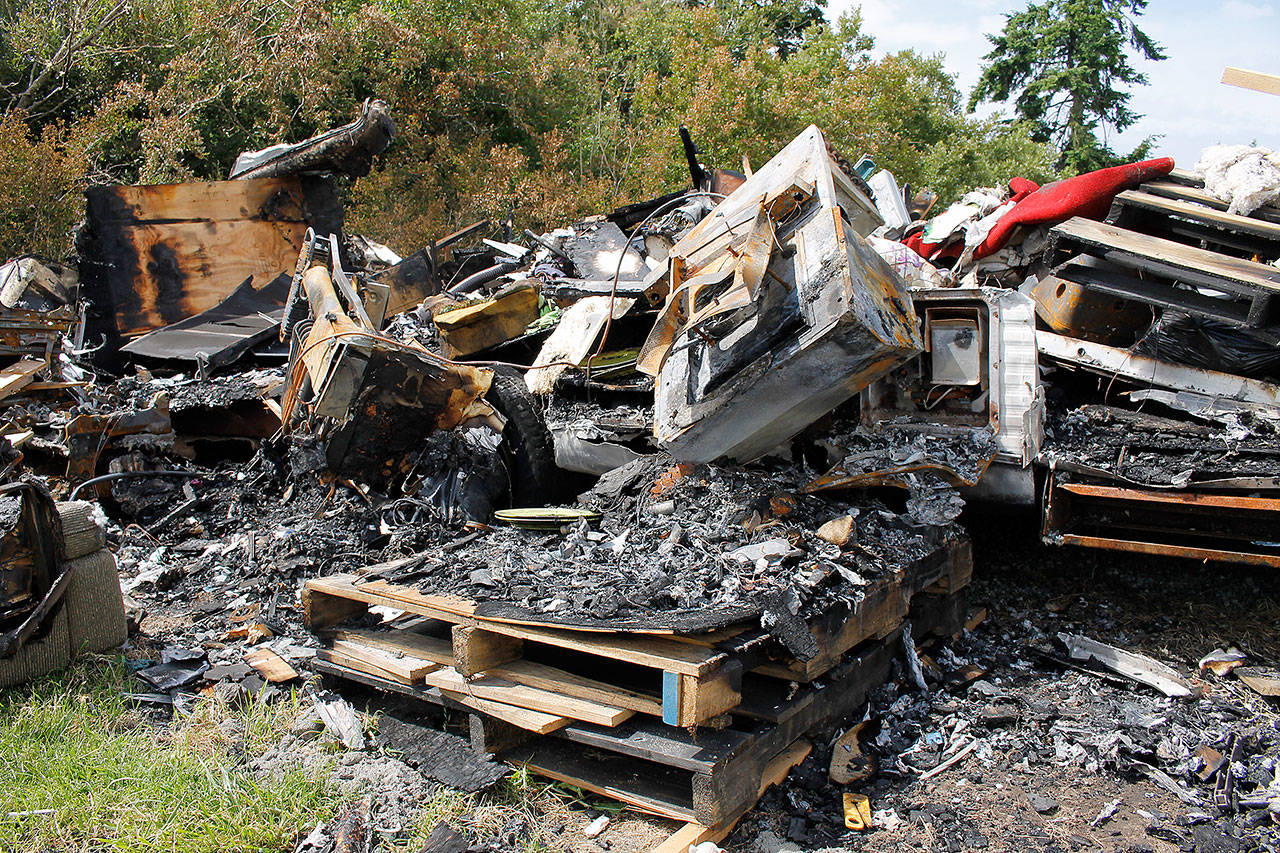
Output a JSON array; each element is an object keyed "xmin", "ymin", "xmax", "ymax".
[{"xmin": 969, "ymin": 0, "xmax": 1165, "ymax": 172}]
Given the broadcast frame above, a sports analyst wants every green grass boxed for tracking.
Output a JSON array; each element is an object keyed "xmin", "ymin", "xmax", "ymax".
[{"xmin": 0, "ymin": 656, "xmax": 338, "ymax": 853}]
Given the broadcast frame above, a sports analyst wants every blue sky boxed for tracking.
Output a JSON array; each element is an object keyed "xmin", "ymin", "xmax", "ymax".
[{"xmin": 826, "ymin": 0, "xmax": 1280, "ymax": 167}]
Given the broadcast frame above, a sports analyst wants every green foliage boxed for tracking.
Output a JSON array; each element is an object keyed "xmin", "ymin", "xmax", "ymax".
[
  {"xmin": 0, "ymin": 0, "xmax": 1062, "ymax": 259},
  {"xmin": 970, "ymin": 0, "xmax": 1164, "ymax": 172},
  {"xmin": 0, "ymin": 657, "xmax": 336, "ymax": 852},
  {"xmin": 0, "ymin": 111, "xmax": 86, "ymax": 258}
]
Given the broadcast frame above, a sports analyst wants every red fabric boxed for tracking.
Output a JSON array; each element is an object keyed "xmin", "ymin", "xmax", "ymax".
[
  {"xmin": 1008, "ymin": 176, "xmax": 1040, "ymax": 199},
  {"xmin": 974, "ymin": 157, "xmax": 1174, "ymax": 259},
  {"xmin": 902, "ymin": 230, "xmax": 957, "ymax": 261},
  {"xmin": 902, "ymin": 176, "xmax": 1042, "ymax": 261}
]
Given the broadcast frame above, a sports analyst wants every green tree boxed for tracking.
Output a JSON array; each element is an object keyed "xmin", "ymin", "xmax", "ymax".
[{"xmin": 969, "ymin": 0, "xmax": 1165, "ymax": 173}]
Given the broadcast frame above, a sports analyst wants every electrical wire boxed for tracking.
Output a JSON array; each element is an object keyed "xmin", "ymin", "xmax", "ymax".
[
  {"xmin": 590, "ymin": 190, "xmax": 728, "ymax": 364},
  {"xmin": 69, "ymin": 470, "xmax": 199, "ymax": 501}
]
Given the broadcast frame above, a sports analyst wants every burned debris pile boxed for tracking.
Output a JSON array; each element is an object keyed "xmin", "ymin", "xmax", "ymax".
[{"xmin": 0, "ymin": 102, "xmax": 1278, "ymax": 850}]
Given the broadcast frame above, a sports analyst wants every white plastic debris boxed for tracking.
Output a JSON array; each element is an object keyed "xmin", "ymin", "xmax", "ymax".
[
  {"xmin": 583, "ymin": 814, "xmax": 610, "ymax": 838},
  {"xmin": 315, "ymin": 698, "xmax": 365, "ymax": 750},
  {"xmin": 867, "ymin": 236, "xmax": 946, "ymax": 290},
  {"xmin": 725, "ymin": 538, "xmax": 801, "ymax": 568}
]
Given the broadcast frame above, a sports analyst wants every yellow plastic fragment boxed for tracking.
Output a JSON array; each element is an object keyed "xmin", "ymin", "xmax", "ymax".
[{"xmin": 843, "ymin": 792, "xmax": 872, "ymax": 831}]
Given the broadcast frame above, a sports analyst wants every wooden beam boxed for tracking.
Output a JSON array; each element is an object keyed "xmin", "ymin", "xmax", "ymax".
[
  {"xmin": 423, "ymin": 666, "xmax": 633, "ymax": 727},
  {"xmin": 649, "ymin": 739, "xmax": 812, "ymax": 852},
  {"xmin": 327, "ymin": 639, "xmax": 441, "ymax": 683},
  {"xmin": 308, "ymin": 575, "xmax": 725, "ymax": 676},
  {"xmin": 439, "ymin": 688, "xmax": 570, "ymax": 735},
  {"xmin": 1222, "ymin": 66, "xmax": 1280, "ymax": 97},
  {"xmin": 1052, "ymin": 216, "xmax": 1280, "ymax": 295},
  {"xmin": 663, "ymin": 664, "xmax": 742, "ymax": 727},
  {"xmin": 333, "ymin": 628, "xmax": 454, "ymax": 666},
  {"xmin": 488, "ymin": 660, "xmax": 663, "ymax": 716},
  {"xmin": 1113, "ymin": 189, "xmax": 1280, "ymax": 241},
  {"xmin": 452, "ymin": 626, "xmax": 522, "ymax": 677}
]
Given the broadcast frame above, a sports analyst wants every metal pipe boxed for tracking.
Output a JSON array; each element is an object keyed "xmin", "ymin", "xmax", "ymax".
[{"xmin": 523, "ymin": 229, "xmax": 571, "ymax": 263}]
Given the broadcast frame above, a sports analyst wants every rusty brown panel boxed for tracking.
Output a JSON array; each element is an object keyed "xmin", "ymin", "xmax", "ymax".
[
  {"xmin": 1030, "ymin": 275, "xmax": 1149, "ymax": 346},
  {"xmin": 1057, "ymin": 482, "xmax": 1280, "ymax": 511},
  {"xmin": 85, "ymin": 178, "xmax": 311, "ymax": 225},
  {"xmin": 64, "ymin": 407, "xmax": 173, "ymax": 482},
  {"xmin": 805, "ymin": 457, "xmax": 992, "ymax": 493},
  {"xmin": 1058, "ymin": 533, "xmax": 1280, "ymax": 568}
]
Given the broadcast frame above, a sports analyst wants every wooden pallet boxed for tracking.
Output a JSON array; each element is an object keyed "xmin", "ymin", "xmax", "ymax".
[
  {"xmin": 305, "ymin": 537, "xmax": 971, "ymax": 726},
  {"xmin": 1107, "ymin": 188, "xmax": 1280, "ymax": 259},
  {"xmin": 314, "ymin": 586, "xmax": 969, "ymax": 830},
  {"xmin": 1049, "ymin": 216, "xmax": 1280, "ymax": 331},
  {"xmin": 1142, "ymin": 169, "xmax": 1280, "ymax": 226}
]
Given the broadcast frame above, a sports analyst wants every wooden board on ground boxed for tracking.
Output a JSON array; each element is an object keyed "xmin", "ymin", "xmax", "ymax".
[{"xmin": 245, "ymin": 647, "xmax": 298, "ymax": 682}]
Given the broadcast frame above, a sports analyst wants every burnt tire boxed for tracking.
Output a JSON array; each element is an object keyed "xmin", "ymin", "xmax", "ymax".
[{"xmin": 485, "ymin": 366, "xmax": 560, "ymax": 506}]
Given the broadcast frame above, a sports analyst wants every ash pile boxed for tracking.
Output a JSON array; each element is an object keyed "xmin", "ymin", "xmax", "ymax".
[{"xmin": 0, "ymin": 98, "xmax": 1278, "ymax": 851}]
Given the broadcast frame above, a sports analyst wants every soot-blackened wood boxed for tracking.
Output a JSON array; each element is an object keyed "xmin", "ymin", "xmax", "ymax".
[
  {"xmin": 376, "ymin": 713, "xmax": 507, "ymax": 792},
  {"xmin": 78, "ymin": 176, "xmax": 341, "ymax": 368},
  {"xmin": 469, "ymin": 713, "xmax": 534, "ymax": 756}
]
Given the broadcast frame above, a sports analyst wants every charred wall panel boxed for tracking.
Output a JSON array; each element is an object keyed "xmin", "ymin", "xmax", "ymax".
[{"xmin": 78, "ymin": 176, "xmax": 341, "ymax": 365}]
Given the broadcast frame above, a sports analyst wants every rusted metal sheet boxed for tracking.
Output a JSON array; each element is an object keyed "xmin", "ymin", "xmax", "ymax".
[
  {"xmin": 1041, "ymin": 475, "xmax": 1280, "ymax": 567},
  {"xmin": 806, "ymin": 455, "xmax": 994, "ymax": 493},
  {"xmin": 78, "ymin": 175, "xmax": 343, "ymax": 361},
  {"xmin": 1030, "ymin": 273, "xmax": 1149, "ymax": 345},
  {"xmin": 65, "ymin": 405, "xmax": 174, "ymax": 484},
  {"xmin": 433, "ymin": 285, "xmax": 540, "ymax": 358}
]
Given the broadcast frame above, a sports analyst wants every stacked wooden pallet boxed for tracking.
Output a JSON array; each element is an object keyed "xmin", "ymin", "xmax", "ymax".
[
  {"xmin": 1046, "ymin": 168, "xmax": 1280, "ymax": 338},
  {"xmin": 305, "ymin": 537, "xmax": 972, "ymax": 841}
]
